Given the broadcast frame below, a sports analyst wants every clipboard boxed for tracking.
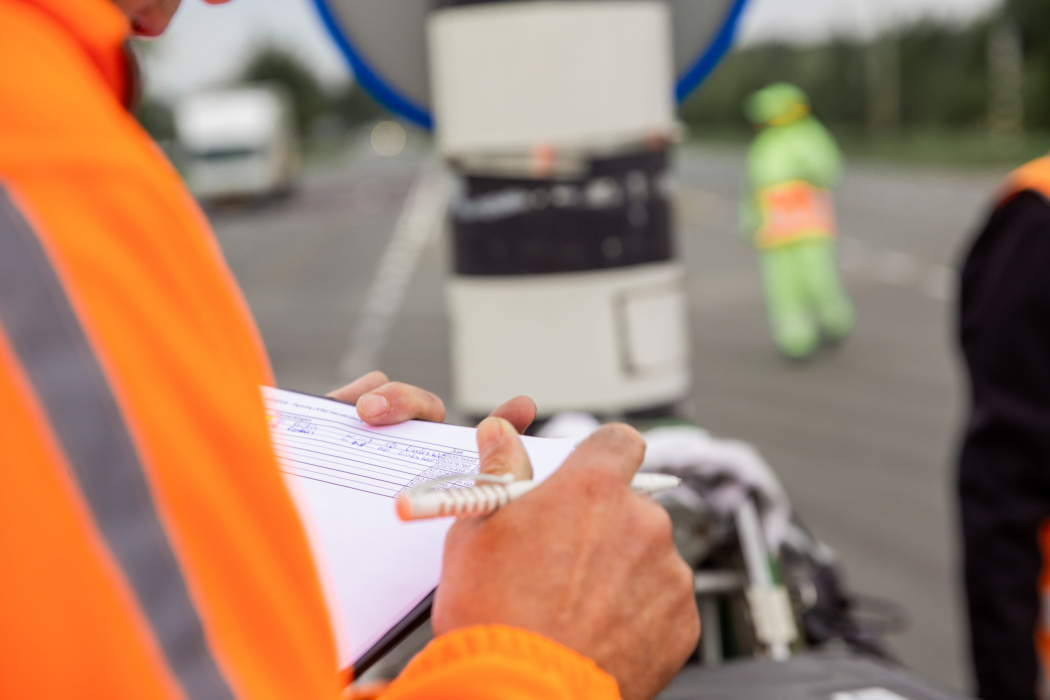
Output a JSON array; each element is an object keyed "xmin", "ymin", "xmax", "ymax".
[
  {"xmin": 351, "ymin": 590, "xmax": 434, "ymax": 676},
  {"xmin": 262, "ymin": 386, "xmax": 575, "ymax": 674}
]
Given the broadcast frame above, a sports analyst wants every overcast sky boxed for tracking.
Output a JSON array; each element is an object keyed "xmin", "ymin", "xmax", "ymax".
[
  {"xmin": 141, "ymin": 0, "xmax": 1004, "ymax": 100},
  {"xmin": 738, "ymin": 0, "xmax": 1000, "ymax": 44}
]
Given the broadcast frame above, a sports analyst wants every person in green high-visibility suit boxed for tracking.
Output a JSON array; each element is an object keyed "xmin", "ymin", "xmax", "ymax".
[{"xmin": 740, "ymin": 82, "xmax": 856, "ymax": 359}]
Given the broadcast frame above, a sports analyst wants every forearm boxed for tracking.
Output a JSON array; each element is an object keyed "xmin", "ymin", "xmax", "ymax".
[{"xmin": 379, "ymin": 626, "xmax": 621, "ymax": 700}]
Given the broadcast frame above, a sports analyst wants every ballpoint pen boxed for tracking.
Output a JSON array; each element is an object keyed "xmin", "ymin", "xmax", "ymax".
[{"xmin": 396, "ymin": 472, "xmax": 681, "ymax": 521}]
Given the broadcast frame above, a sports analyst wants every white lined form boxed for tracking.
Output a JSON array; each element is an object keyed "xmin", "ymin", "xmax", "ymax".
[
  {"xmin": 268, "ymin": 404, "xmax": 480, "ymax": 497},
  {"xmin": 260, "ymin": 386, "xmax": 576, "ymax": 668}
]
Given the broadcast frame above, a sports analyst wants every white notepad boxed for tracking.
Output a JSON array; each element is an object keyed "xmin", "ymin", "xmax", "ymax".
[{"xmin": 261, "ymin": 386, "xmax": 575, "ymax": 671}]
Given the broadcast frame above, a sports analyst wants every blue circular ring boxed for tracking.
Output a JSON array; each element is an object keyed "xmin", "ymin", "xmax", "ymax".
[
  {"xmin": 675, "ymin": 0, "xmax": 750, "ymax": 102},
  {"xmin": 311, "ymin": 0, "xmax": 750, "ymax": 130}
]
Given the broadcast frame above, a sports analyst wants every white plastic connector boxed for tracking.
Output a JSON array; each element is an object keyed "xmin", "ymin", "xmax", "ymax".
[{"xmin": 746, "ymin": 585, "xmax": 799, "ymax": 659}]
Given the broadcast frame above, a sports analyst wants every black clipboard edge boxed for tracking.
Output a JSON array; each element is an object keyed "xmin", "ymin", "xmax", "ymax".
[{"xmin": 349, "ymin": 588, "xmax": 435, "ymax": 679}]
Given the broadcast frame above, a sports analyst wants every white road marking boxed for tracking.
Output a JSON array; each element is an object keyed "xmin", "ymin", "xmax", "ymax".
[
  {"xmin": 831, "ymin": 688, "xmax": 912, "ymax": 700},
  {"xmin": 838, "ymin": 236, "xmax": 869, "ymax": 272},
  {"xmin": 871, "ymin": 249, "xmax": 922, "ymax": 287},
  {"xmin": 681, "ymin": 237, "xmax": 957, "ymax": 314},
  {"xmin": 921, "ymin": 264, "xmax": 955, "ymax": 302},
  {"xmin": 339, "ymin": 169, "xmax": 450, "ymax": 380},
  {"xmin": 840, "ymin": 236, "xmax": 956, "ymax": 303}
]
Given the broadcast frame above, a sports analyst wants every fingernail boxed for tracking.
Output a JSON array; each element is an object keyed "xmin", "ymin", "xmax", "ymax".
[
  {"xmin": 357, "ymin": 393, "xmax": 388, "ymax": 418},
  {"xmin": 476, "ymin": 417, "xmax": 507, "ymax": 458}
]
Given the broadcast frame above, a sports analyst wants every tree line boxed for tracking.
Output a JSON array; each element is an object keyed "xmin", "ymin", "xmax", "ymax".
[
  {"xmin": 683, "ymin": 0, "xmax": 1048, "ymax": 137},
  {"xmin": 141, "ymin": 0, "xmax": 1050, "ymax": 150}
]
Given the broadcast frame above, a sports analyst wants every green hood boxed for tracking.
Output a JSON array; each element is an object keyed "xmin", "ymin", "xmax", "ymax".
[{"xmin": 745, "ymin": 83, "xmax": 811, "ymax": 126}]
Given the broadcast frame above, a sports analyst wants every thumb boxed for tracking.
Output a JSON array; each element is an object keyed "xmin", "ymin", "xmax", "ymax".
[
  {"xmin": 476, "ymin": 417, "xmax": 533, "ymax": 482},
  {"xmin": 557, "ymin": 423, "xmax": 646, "ymax": 484}
]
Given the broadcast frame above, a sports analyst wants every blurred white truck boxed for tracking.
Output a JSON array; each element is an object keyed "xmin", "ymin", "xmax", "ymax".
[{"xmin": 174, "ymin": 85, "xmax": 299, "ymax": 201}]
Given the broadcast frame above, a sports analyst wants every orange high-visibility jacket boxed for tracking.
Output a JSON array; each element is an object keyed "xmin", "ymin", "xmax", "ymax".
[
  {"xmin": 999, "ymin": 155, "xmax": 1050, "ymax": 208},
  {"xmin": 0, "ymin": 1, "xmax": 620, "ymax": 699}
]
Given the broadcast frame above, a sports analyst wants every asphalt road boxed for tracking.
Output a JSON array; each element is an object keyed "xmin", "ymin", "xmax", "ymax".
[{"xmin": 209, "ymin": 137, "xmax": 1009, "ymax": 693}]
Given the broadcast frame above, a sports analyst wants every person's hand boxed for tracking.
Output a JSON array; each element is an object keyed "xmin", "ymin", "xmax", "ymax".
[
  {"xmin": 432, "ymin": 423, "xmax": 699, "ymax": 700},
  {"xmin": 328, "ymin": 371, "xmax": 536, "ymax": 435},
  {"xmin": 328, "ymin": 371, "xmax": 445, "ymax": 425}
]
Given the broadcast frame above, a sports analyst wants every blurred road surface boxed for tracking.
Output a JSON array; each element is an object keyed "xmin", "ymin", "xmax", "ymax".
[{"xmin": 209, "ymin": 138, "xmax": 1008, "ymax": 693}]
